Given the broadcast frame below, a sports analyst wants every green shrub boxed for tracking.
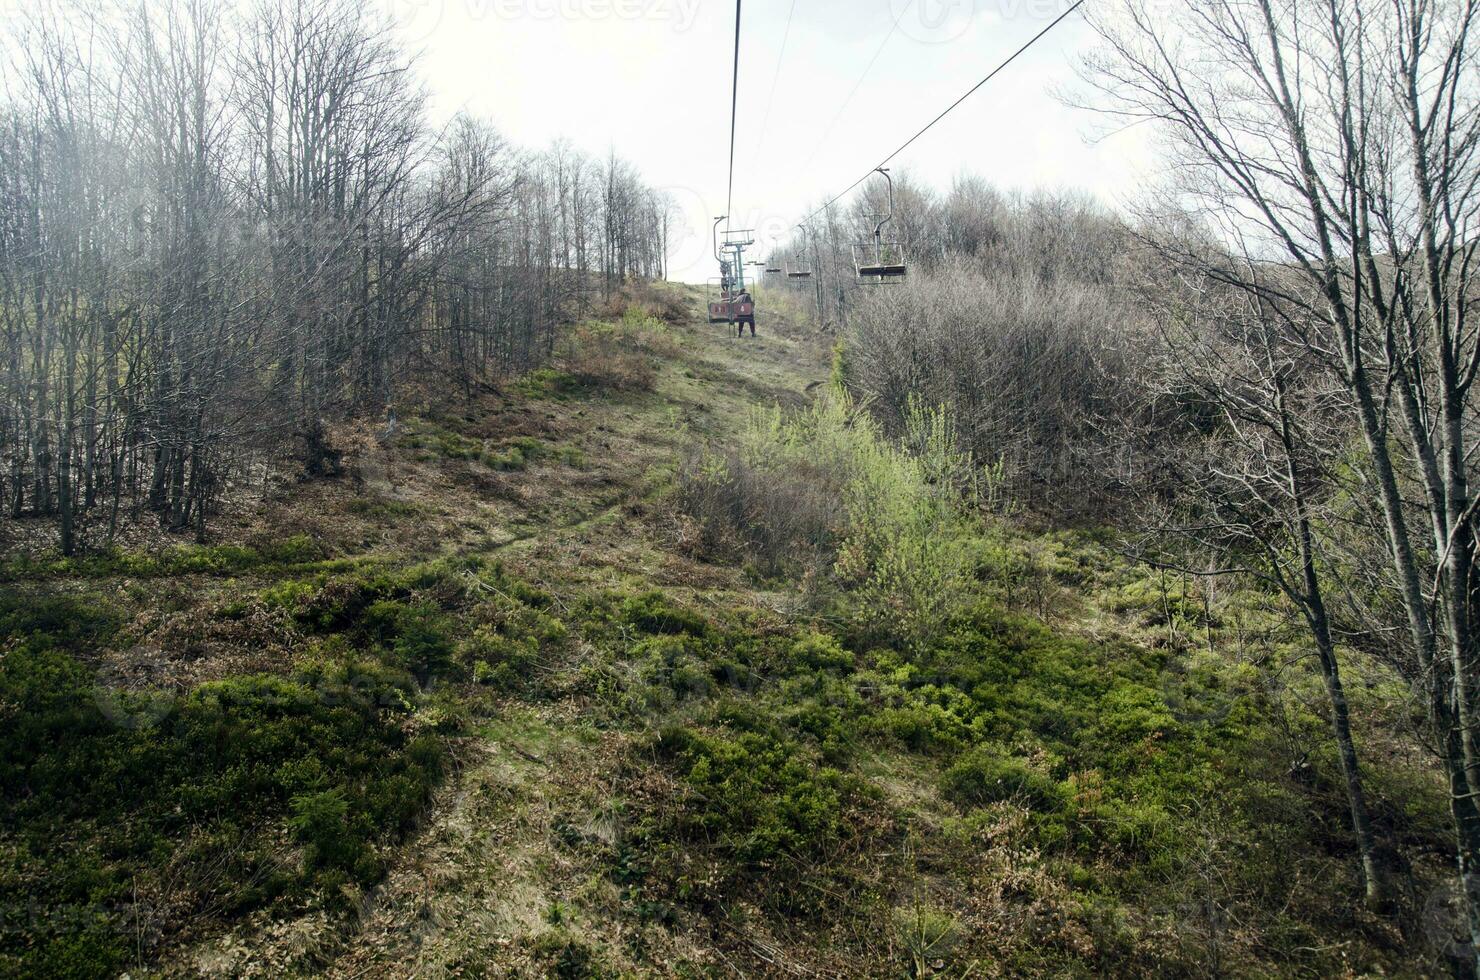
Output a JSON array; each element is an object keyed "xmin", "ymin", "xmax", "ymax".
[
  {"xmin": 515, "ymin": 368, "xmax": 579, "ymax": 400},
  {"xmin": 679, "ymin": 393, "xmax": 980, "ymax": 645},
  {"xmin": 835, "ymin": 398, "xmax": 980, "ymax": 644},
  {"xmin": 239, "ymin": 532, "xmax": 327, "ymax": 566},
  {"xmin": 260, "ymin": 578, "xmax": 319, "ymax": 613},
  {"xmin": 654, "ymin": 725, "xmax": 872, "ymax": 868},
  {"xmin": 0, "ymin": 593, "xmax": 120, "ymax": 648},
  {"xmin": 941, "ymin": 746, "xmax": 1066, "ymax": 811},
  {"xmin": 489, "ymin": 436, "xmax": 543, "ymax": 471},
  {"xmin": 620, "ymin": 591, "xmax": 709, "ymax": 637},
  {"xmin": 466, "ymin": 626, "xmax": 542, "ymax": 691},
  {"xmin": 633, "ymin": 634, "xmax": 716, "ymax": 702},
  {"xmin": 361, "ymin": 600, "xmax": 455, "ymax": 681},
  {"xmin": 2, "ymin": 535, "xmax": 328, "ymax": 583},
  {"xmin": 277, "ymin": 561, "xmax": 461, "ymax": 638},
  {"xmin": 12, "ymin": 925, "xmax": 126, "ymax": 980},
  {"xmin": 0, "ymin": 643, "xmax": 444, "ymax": 969},
  {"xmin": 0, "ymin": 546, "xmax": 154, "ymax": 580},
  {"xmin": 167, "ymin": 543, "xmax": 258, "ymax": 574},
  {"xmin": 289, "ymin": 788, "xmax": 368, "ymax": 872},
  {"xmin": 867, "ymin": 702, "xmax": 969, "ymax": 753},
  {"xmin": 790, "ymin": 632, "xmax": 854, "ymax": 672}
]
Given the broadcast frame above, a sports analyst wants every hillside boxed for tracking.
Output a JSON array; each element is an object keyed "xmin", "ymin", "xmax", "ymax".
[{"xmin": 1, "ymin": 283, "xmax": 1458, "ymax": 978}]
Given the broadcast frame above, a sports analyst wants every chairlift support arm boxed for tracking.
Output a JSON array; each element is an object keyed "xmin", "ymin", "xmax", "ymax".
[{"xmin": 872, "ymin": 168, "xmax": 893, "ymax": 256}]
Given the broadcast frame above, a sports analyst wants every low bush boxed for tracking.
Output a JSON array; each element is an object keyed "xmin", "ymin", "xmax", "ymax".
[
  {"xmin": 0, "ymin": 592, "xmax": 121, "ymax": 648},
  {"xmin": 652, "ymin": 723, "xmax": 878, "ymax": 876},
  {"xmin": 1, "ymin": 534, "xmax": 327, "ymax": 582},
  {"xmin": 466, "ymin": 625, "xmax": 543, "ymax": 692},
  {"xmin": 597, "ymin": 282, "xmax": 691, "ymax": 325},
  {"xmin": 620, "ymin": 590, "xmax": 709, "ymax": 637},
  {"xmin": 0, "ymin": 642, "xmax": 442, "ymax": 974},
  {"xmin": 844, "ymin": 262, "xmax": 1143, "ymax": 519},
  {"xmin": 941, "ymin": 745, "xmax": 1067, "ymax": 811},
  {"xmin": 676, "ymin": 393, "xmax": 980, "ymax": 645},
  {"xmin": 561, "ymin": 313, "xmax": 676, "ymax": 393},
  {"xmin": 673, "ymin": 443, "xmax": 842, "ymax": 577},
  {"xmin": 514, "ymin": 367, "xmax": 580, "ymax": 400}
]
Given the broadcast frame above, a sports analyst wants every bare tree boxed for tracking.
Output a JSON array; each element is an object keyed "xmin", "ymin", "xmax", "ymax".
[
  {"xmin": 1082, "ymin": 0, "xmax": 1480, "ymax": 960},
  {"xmin": 1130, "ymin": 246, "xmax": 1386, "ymax": 905}
]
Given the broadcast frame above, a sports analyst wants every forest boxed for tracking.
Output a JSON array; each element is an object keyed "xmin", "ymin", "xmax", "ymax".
[
  {"xmin": 0, "ymin": 0, "xmax": 674, "ymax": 553},
  {"xmin": 7, "ymin": 0, "xmax": 1480, "ymax": 976}
]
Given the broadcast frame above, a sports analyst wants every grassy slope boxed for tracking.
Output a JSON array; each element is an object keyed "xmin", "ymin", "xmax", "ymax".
[
  {"xmin": 297, "ymin": 294, "xmax": 843, "ymax": 978},
  {"xmin": 0, "ymin": 283, "xmax": 1456, "ymax": 978}
]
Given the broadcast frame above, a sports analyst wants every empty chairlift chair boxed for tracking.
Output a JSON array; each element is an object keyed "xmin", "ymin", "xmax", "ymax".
[
  {"xmin": 787, "ymin": 224, "xmax": 814, "ymax": 280},
  {"xmin": 852, "ymin": 168, "xmax": 907, "ymax": 282}
]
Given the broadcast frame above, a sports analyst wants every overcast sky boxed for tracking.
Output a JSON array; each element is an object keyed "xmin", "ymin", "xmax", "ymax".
[
  {"xmin": 399, "ymin": 1, "xmax": 1155, "ymax": 280},
  {"xmin": 0, "ymin": 1, "xmax": 1161, "ymax": 280},
  {"xmin": 2, "ymin": 0, "xmax": 1158, "ymax": 281}
]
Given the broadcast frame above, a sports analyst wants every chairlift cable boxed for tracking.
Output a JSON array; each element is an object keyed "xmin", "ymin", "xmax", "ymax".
[
  {"xmin": 752, "ymin": 0, "xmax": 800, "ymax": 174},
  {"xmin": 711, "ymin": 0, "xmax": 756, "ymax": 333},
  {"xmin": 798, "ymin": 0, "xmax": 917, "ymax": 172},
  {"xmin": 725, "ymin": 0, "xmax": 743, "ymax": 232},
  {"xmin": 798, "ymin": 0, "xmax": 1088, "ymax": 229}
]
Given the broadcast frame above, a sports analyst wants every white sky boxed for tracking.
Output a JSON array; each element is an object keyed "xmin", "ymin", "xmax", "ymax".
[
  {"xmin": 384, "ymin": 0, "xmax": 1158, "ymax": 281},
  {"xmin": 2, "ymin": 0, "xmax": 1159, "ymax": 281},
  {"xmin": 0, "ymin": 1, "xmax": 1160, "ymax": 281}
]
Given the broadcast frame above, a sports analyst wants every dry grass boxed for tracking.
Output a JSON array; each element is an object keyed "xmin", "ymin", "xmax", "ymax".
[
  {"xmin": 560, "ymin": 307, "xmax": 689, "ymax": 394},
  {"xmin": 596, "ymin": 280, "xmax": 693, "ymax": 324},
  {"xmin": 672, "ymin": 443, "xmax": 841, "ymax": 578},
  {"xmin": 565, "ymin": 328, "xmax": 660, "ymax": 393}
]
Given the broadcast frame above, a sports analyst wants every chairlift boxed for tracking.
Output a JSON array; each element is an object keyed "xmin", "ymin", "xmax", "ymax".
[
  {"xmin": 787, "ymin": 224, "xmax": 814, "ymax": 280},
  {"xmin": 852, "ymin": 168, "xmax": 907, "ymax": 282},
  {"xmin": 707, "ymin": 277, "xmax": 756, "ymax": 327},
  {"xmin": 707, "ymin": 275, "xmax": 732, "ymax": 324},
  {"xmin": 707, "ymin": 216, "xmax": 757, "ymax": 328}
]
